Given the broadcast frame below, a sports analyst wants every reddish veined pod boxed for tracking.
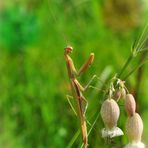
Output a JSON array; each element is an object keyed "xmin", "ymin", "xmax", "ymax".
[
  {"xmin": 125, "ymin": 94, "xmax": 136, "ymax": 117},
  {"xmin": 126, "ymin": 113, "xmax": 143, "ymax": 143},
  {"xmin": 100, "ymin": 98, "xmax": 120, "ymax": 129}
]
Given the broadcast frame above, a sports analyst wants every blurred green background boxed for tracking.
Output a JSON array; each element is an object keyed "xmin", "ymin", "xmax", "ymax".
[{"xmin": 0, "ymin": 0, "xmax": 148, "ymax": 147}]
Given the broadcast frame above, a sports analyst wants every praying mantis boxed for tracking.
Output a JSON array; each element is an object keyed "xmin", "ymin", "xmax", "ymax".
[{"xmin": 64, "ymin": 46, "xmax": 95, "ymax": 148}]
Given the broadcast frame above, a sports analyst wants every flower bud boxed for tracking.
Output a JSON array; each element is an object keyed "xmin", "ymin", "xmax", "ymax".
[
  {"xmin": 126, "ymin": 113, "xmax": 143, "ymax": 143},
  {"xmin": 101, "ymin": 99, "xmax": 120, "ymax": 129},
  {"xmin": 125, "ymin": 94, "xmax": 136, "ymax": 117},
  {"xmin": 114, "ymin": 88, "xmax": 126, "ymax": 101}
]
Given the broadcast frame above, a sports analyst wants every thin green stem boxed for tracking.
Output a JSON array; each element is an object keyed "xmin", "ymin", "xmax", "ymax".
[
  {"xmin": 134, "ymin": 23, "xmax": 148, "ymax": 51},
  {"xmin": 118, "ymin": 54, "xmax": 133, "ymax": 78},
  {"xmin": 66, "ymin": 117, "xmax": 98, "ymax": 148},
  {"xmin": 123, "ymin": 59, "xmax": 148, "ymax": 80},
  {"xmin": 66, "ymin": 129, "xmax": 80, "ymax": 148}
]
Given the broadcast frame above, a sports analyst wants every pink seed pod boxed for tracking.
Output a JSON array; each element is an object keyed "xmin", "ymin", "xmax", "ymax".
[
  {"xmin": 126, "ymin": 113, "xmax": 143, "ymax": 143},
  {"xmin": 100, "ymin": 98, "xmax": 120, "ymax": 129},
  {"xmin": 125, "ymin": 94, "xmax": 136, "ymax": 117}
]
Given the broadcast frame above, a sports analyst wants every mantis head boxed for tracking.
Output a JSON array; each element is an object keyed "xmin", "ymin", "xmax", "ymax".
[{"xmin": 64, "ymin": 46, "xmax": 73, "ymax": 55}]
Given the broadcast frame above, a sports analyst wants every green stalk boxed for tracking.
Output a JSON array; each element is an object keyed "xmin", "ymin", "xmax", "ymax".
[
  {"xmin": 66, "ymin": 129, "xmax": 80, "ymax": 148},
  {"xmin": 66, "ymin": 111, "xmax": 100, "ymax": 148},
  {"xmin": 118, "ymin": 54, "xmax": 133, "ymax": 78},
  {"xmin": 123, "ymin": 59, "xmax": 148, "ymax": 80}
]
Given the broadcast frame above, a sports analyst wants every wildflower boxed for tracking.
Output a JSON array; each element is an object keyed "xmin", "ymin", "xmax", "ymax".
[
  {"xmin": 100, "ymin": 98, "xmax": 124, "ymax": 138},
  {"xmin": 124, "ymin": 94, "xmax": 145, "ymax": 148},
  {"xmin": 124, "ymin": 142, "xmax": 145, "ymax": 148}
]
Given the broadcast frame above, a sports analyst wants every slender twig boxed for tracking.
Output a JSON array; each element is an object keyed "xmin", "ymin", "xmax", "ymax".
[
  {"xmin": 134, "ymin": 53, "xmax": 147, "ymax": 111},
  {"xmin": 134, "ymin": 23, "xmax": 148, "ymax": 52},
  {"xmin": 118, "ymin": 23, "xmax": 148, "ymax": 79},
  {"xmin": 123, "ymin": 58, "xmax": 148, "ymax": 80},
  {"xmin": 118, "ymin": 54, "xmax": 133, "ymax": 78},
  {"xmin": 67, "ymin": 130, "xmax": 80, "ymax": 148}
]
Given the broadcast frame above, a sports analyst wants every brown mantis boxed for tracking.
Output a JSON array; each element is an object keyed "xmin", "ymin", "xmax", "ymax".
[{"xmin": 64, "ymin": 46, "xmax": 96, "ymax": 148}]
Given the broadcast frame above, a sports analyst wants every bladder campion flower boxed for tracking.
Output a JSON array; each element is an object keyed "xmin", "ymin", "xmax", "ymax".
[
  {"xmin": 124, "ymin": 94, "xmax": 145, "ymax": 148},
  {"xmin": 100, "ymin": 98, "xmax": 123, "ymax": 138}
]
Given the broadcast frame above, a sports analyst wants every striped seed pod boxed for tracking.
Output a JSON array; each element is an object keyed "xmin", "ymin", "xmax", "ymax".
[
  {"xmin": 125, "ymin": 94, "xmax": 136, "ymax": 117},
  {"xmin": 101, "ymin": 98, "xmax": 120, "ymax": 129},
  {"xmin": 126, "ymin": 113, "xmax": 143, "ymax": 142}
]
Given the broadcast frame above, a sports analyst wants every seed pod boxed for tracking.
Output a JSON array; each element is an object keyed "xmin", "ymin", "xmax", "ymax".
[
  {"xmin": 126, "ymin": 113, "xmax": 143, "ymax": 142},
  {"xmin": 125, "ymin": 94, "xmax": 136, "ymax": 117},
  {"xmin": 101, "ymin": 98, "xmax": 120, "ymax": 129}
]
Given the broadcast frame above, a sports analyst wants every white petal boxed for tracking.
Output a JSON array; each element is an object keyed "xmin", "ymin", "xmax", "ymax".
[
  {"xmin": 124, "ymin": 142, "xmax": 145, "ymax": 148},
  {"xmin": 101, "ymin": 127, "xmax": 124, "ymax": 138}
]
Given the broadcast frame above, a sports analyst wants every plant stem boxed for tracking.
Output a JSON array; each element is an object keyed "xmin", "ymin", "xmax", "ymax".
[
  {"xmin": 118, "ymin": 54, "xmax": 133, "ymax": 78},
  {"xmin": 123, "ymin": 59, "xmax": 147, "ymax": 80},
  {"xmin": 66, "ymin": 130, "xmax": 80, "ymax": 148},
  {"xmin": 134, "ymin": 53, "xmax": 146, "ymax": 112}
]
